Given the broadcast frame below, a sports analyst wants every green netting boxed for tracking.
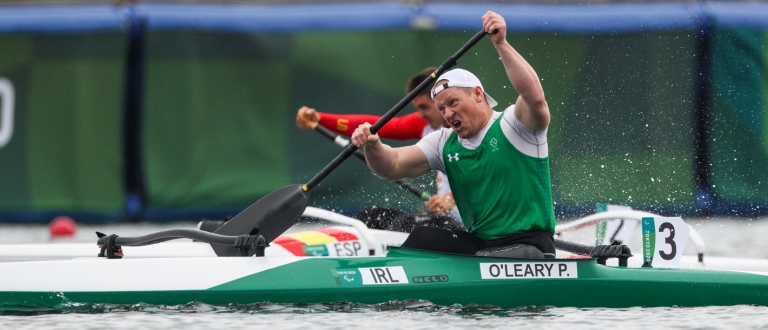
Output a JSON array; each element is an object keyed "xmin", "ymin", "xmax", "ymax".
[
  {"xmin": 0, "ymin": 32, "xmax": 126, "ymax": 216},
  {"xmin": 142, "ymin": 30, "xmax": 698, "ymax": 215},
  {"xmin": 551, "ymin": 32, "xmax": 698, "ymax": 209},
  {"xmin": 709, "ymin": 26, "xmax": 768, "ymax": 204},
  {"xmin": 143, "ymin": 32, "xmax": 293, "ymax": 212}
]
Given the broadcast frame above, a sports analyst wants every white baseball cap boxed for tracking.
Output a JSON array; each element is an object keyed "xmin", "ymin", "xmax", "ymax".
[{"xmin": 430, "ymin": 68, "xmax": 497, "ymax": 108}]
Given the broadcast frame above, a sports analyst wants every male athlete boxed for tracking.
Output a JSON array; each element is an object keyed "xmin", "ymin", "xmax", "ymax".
[{"xmin": 350, "ymin": 11, "xmax": 555, "ymax": 258}]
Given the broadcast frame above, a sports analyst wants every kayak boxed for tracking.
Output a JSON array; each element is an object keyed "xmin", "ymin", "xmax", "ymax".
[
  {"xmin": 1, "ymin": 207, "xmax": 767, "ymax": 273},
  {"xmin": 0, "ymin": 208, "xmax": 767, "ymax": 309},
  {"xmin": 0, "ymin": 245, "xmax": 767, "ymax": 309}
]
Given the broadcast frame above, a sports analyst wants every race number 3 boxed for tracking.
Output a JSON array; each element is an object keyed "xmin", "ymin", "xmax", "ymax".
[
  {"xmin": 641, "ymin": 217, "xmax": 690, "ymax": 268},
  {"xmin": 0, "ymin": 78, "xmax": 14, "ymax": 149}
]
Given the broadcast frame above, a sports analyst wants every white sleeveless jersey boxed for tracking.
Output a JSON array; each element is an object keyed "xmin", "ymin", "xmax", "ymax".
[{"xmin": 421, "ymin": 124, "xmax": 458, "ymax": 218}]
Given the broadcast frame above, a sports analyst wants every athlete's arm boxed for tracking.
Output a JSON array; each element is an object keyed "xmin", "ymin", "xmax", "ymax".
[
  {"xmin": 317, "ymin": 111, "xmax": 426, "ymax": 140},
  {"xmin": 483, "ymin": 11, "xmax": 550, "ymax": 131},
  {"xmin": 351, "ymin": 122, "xmax": 431, "ymax": 180}
]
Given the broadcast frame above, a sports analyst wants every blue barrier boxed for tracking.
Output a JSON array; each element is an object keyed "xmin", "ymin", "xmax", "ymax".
[
  {"xmin": 133, "ymin": 3, "xmax": 415, "ymax": 32},
  {"xmin": 422, "ymin": 3, "xmax": 704, "ymax": 33},
  {"xmin": 0, "ymin": 5, "xmax": 128, "ymax": 33},
  {"xmin": 704, "ymin": 2, "xmax": 768, "ymax": 28},
  {"xmin": 0, "ymin": 3, "xmax": 766, "ymax": 34}
]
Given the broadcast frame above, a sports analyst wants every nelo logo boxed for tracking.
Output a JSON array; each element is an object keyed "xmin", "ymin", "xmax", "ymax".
[
  {"xmin": 412, "ymin": 275, "xmax": 449, "ymax": 283},
  {"xmin": 0, "ymin": 78, "xmax": 14, "ymax": 149}
]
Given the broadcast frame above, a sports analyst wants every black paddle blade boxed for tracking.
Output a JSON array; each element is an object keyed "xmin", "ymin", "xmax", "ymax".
[{"xmin": 212, "ymin": 184, "xmax": 310, "ymax": 256}]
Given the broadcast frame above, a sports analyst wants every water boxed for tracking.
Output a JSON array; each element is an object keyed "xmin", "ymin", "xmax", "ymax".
[
  {"xmin": 0, "ymin": 216, "xmax": 767, "ymax": 329},
  {"xmin": 1, "ymin": 303, "xmax": 766, "ymax": 329}
]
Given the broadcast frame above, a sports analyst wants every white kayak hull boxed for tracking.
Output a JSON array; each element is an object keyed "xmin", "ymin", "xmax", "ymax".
[{"xmin": 1, "ymin": 207, "xmax": 766, "ymax": 273}]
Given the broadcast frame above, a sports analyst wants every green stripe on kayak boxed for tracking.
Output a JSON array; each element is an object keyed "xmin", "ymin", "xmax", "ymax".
[{"xmin": 1, "ymin": 248, "xmax": 768, "ymax": 309}]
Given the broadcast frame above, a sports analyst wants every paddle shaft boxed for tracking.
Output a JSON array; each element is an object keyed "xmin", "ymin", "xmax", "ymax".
[
  {"xmin": 312, "ymin": 124, "xmax": 431, "ymax": 201},
  {"xmin": 303, "ymin": 29, "xmax": 489, "ymax": 191},
  {"xmin": 214, "ymin": 29, "xmax": 488, "ymax": 248}
]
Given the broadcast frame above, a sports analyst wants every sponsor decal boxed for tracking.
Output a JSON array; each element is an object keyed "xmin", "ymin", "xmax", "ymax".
[
  {"xmin": 332, "ymin": 266, "xmax": 409, "ymax": 286},
  {"xmin": 447, "ymin": 153, "xmax": 460, "ymax": 162},
  {"xmin": 303, "ymin": 245, "xmax": 329, "ymax": 256},
  {"xmin": 332, "ymin": 269, "xmax": 363, "ymax": 286},
  {"xmin": 480, "ymin": 262, "xmax": 577, "ymax": 279},
  {"xmin": 412, "ymin": 275, "xmax": 449, "ymax": 284},
  {"xmin": 642, "ymin": 218, "xmax": 655, "ymax": 266}
]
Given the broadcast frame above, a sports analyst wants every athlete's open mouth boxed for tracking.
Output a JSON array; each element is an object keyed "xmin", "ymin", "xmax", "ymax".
[{"xmin": 451, "ymin": 120, "xmax": 462, "ymax": 130}]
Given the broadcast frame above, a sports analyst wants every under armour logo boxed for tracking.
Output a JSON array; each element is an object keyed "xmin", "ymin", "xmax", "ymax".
[{"xmin": 448, "ymin": 153, "xmax": 460, "ymax": 162}]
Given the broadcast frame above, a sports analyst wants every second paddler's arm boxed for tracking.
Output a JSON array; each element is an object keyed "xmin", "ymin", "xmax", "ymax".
[{"xmin": 351, "ymin": 122, "xmax": 431, "ymax": 180}]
